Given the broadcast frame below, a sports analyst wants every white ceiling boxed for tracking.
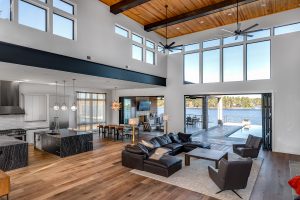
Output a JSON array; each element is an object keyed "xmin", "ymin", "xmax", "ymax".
[{"xmin": 0, "ymin": 62, "xmax": 163, "ymax": 90}]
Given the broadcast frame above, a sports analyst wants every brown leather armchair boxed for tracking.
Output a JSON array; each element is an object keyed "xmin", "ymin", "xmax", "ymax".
[
  {"xmin": 233, "ymin": 134, "xmax": 262, "ymax": 158},
  {"xmin": 208, "ymin": 158, "xmax": 253, "ymax": 199}
]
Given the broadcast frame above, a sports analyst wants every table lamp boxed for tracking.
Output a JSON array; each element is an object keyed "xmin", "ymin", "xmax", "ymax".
[
  {"xmin": 129, "ymin": 118, "xmax": 139, "ymax": 144},
  {"xmin": 163, "ymin": 114, "xmax": 169, "ymax": 134}
]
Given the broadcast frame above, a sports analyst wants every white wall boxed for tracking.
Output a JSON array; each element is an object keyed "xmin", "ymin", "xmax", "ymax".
[
  {"xmin": 114, "ymin": 9, "xmax": 300, "ymax": 155},
  {"xmin": 0, "ymin": 82, "xmax": 112, "ymax": 130},
  {"xmin": 0, "ymin": 0, "xmax": 167, "ymax": 77}
]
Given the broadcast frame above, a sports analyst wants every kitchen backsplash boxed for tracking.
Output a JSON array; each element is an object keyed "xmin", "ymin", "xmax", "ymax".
[{"xmin": 0, "ymin": 115, "xmax": 48, "ymax": 130}]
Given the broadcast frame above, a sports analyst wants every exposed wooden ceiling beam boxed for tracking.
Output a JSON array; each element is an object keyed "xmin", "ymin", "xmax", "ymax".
[
  {"xmin": 110, "ymin": 0, "xmax": 151, "ymax": 14},
  {"xmin": 144, "ymin": 0, "xmax": 257, "ymax": 32}
]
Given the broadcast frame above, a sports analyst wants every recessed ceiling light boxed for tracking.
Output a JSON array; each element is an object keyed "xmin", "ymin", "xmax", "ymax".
[
  {"xmin": 228, "ymin": 13, "xmax": 232, "ymax": 16},
  {"xmin": 261, "ymin": 3, "xmax": 266, "ymax": 7},
  {"xmin": 200, "ymin": 21, "xmax": 204, "ymax": 24},
  {"xmin": 176, "ymin": 27, "xmax": 180, "ymax": 30}
]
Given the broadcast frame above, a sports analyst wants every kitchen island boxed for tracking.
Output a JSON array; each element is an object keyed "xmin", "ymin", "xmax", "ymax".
[
  {"xmin": 0, "ymin": 136, "xmax": 28, "ymax": 171},
  {"xmin": 36, "ymin": 129, "xmax": 93, "ymax": 158}
]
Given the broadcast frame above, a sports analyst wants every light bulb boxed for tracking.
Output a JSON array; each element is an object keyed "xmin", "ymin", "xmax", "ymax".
[
  {"xmin": 61, "ymin": 103, "xmax": 68, "ymax": 111},
  {"xmin": 53, "ymin": 104, "xmax": 60, "ymax": 111},
  {"xmin": 71, "ymin": 104, "xmax": 77, "ymax": 111}
]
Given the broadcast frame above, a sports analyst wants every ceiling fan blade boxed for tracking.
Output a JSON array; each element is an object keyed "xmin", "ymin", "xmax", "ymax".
[
  {"xmin": 169, "ymin": 49, "xmax": 173, "ymax": 52},
  {"xmin": 159, "ymin": 42, "xmax": 165, "ymax": 47},
  {"xmin": 242, "ymin": 23, "xmax": 259, "ymax": 33},
  {"xmin": 168, "ymin": 41, "xmax": 175, "ymax": 48},
  {"xmin": 246, "ymin": 34, "xmax": 253, "ymax": 37},
  {"xmin": 235, "ymin": 35, "xmax": 239, "ymax": 40},
  {"xmin": 221, "ymin": 29, "xmax": 234, "ymax": 34}
]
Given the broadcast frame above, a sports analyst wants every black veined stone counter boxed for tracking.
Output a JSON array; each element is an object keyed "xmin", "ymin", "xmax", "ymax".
[
  {"xmin": 39, "ymin": 129, "xmax": 93, "ymax": 158},
  {"xmin": 0, "ymin": 136, "xmax": 28, "ymax": 171}
]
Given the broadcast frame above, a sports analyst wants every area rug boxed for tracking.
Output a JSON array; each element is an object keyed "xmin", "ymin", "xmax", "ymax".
[
  {"xmin": 131, "ymin": 153, "xmax": 263, "ymax": 200},
  {"xmin": 289, "ymin": 161, "xmax": 300, "ymax": 199}
]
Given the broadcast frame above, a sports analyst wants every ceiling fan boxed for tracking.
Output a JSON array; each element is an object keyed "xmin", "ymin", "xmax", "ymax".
[
  {"xmin": 221, "ymin": 0, "xmax": 259, "ymax": 40},
  {"xmin": 159, "ymin": 5, "xmax": 182, "ymax": 52}
]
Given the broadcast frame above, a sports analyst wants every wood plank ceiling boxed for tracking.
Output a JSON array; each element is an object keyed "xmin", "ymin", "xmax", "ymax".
[{"xmin": 100, "ymin": 0, "xmax": 300, "ymax": 38}]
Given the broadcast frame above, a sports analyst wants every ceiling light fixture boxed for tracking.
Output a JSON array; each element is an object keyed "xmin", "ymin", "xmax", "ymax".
[
  {"xmin": 261, "ymin": 3, "xmax": 266, "ymax": 7},
  {"xmin": 200, "ymin": 21, "xmax": 204, "ymax": 24},
  {"xmin": 176, "ymin": 27, "xmax": 180, "ymax": 30},
  {"xmin": 111, "ymin": 87, "xmax": 121, "ymax": 111},
  {"xmin": 61, "ymin": 80, "xmax": 68, "ymax": 111},
  {"xmin": 53, "ymin": 81, "xmax": 60, "ymax": 111},
  {"xmin": 228, "ymin": 13, "xmax": 232, "ymax": 16},
  {"xmin": 70, "ymin": 79, "xmax": 77, "ymax": 112}
]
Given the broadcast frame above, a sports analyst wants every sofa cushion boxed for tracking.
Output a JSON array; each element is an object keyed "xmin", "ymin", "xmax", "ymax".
[
  {"xmin": 137, "ymin": 143, "xmax": 149, "ymax": 156},
  {"xmin": 178, "ymin": 132, "xmax": 192, "ymax": 143},
  {"xmin": 183, "ymin": 141, "xmax": 211, "ymax": 149},
  {"xmin": 164, "ymin": 143, "xmax": 183, "ymax": 151},
  {"xmin": 125, "ymin": 145, "xmax": 146, "ymax": 155},
  {"xmin": 144, "ymin": 155, "xmax": 182, "ymax": 168},
  {"xmin": 149, "ymin": 138, "xmax": 161, "ymax": 148},
  {"xmin": 168, "ymin": 133, "xmax": 182, "ymax": 143},
  {"xmin": 149, "ymin": 147, "xmax": 171, "ymax": 160},
  {"xmin": 156, "ymin": 135, "xmax": 172, "ymax": 146}
]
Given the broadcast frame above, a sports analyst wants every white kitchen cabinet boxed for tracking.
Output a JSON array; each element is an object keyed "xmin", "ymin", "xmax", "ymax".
[{"xmin": 24, "ymin": 95, "xmax": 47, "ymax": 121}]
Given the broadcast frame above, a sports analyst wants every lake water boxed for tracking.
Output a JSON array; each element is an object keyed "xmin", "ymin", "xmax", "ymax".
[{"xmin": 186, "ymin": 108, "xmax": 262, "ymax": 125}]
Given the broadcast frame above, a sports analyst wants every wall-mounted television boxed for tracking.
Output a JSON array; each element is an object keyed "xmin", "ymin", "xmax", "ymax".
[{"xmin": 138, "ymin": 100, "xmax": 151, "ymax": 111}]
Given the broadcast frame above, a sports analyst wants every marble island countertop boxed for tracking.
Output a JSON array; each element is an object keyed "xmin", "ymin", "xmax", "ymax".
[
  {"xmin": 35, "ymin": 129, "xmax": 92, "ymax": 139},
  {"xmin": 0, "ymin": 135, "xmax": 27, "ymax": 147}
]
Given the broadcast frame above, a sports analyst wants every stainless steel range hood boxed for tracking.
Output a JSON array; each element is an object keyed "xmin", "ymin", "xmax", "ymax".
[{"xmin": 0, "ymin": 81, "xmax": 25, "ymax": 115}]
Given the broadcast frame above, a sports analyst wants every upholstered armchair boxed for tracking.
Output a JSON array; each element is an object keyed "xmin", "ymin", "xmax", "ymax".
[
  {"xmin": 208, "ymin": 158, "xmax": 253, "ymax": 199},
  {"xmin": 233, "ymin": 134, "xmax": 263, "ymax": 158}
]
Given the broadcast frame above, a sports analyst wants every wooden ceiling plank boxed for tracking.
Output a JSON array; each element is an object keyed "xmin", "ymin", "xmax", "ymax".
[
  {"xmin": 144, "ymin": 0, "xmax": 258, "ymax": 32},
  {"xmin": 110, "ymin": 0, "xmax": 151, "ymax": 14}
]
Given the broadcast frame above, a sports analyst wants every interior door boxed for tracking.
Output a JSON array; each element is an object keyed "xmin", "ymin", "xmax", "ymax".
[{"xmin": 262, "ymin": 93, "xmax": 272, "ymax": 151}]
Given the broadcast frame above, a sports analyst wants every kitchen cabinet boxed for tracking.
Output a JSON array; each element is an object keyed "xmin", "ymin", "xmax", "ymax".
[{"xmin": 24, "ymin": 95, "xmax": 47, "ymax": 122}]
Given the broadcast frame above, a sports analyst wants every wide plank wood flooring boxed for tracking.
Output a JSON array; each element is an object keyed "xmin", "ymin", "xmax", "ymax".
[{"xmin": 3, "ymin": 133, "xmax": 300, "ymax": 200}]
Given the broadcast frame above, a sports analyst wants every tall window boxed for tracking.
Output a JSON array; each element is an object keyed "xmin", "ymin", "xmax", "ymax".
[
  {"xmin": 77, "ymin": 92, "xmax": 106, "ymax": 131},
  {"xmin": 223, "ymin": 45, "xmax": 244, "ymax": 82},
  {"xmin": 146, "ymin": 50, "xmax": 155, "ymax": 65},
  {"xmin": 203, "ymin": 39, "xmax": 220, "ymax": 49},
  {"xmin": 132, "ymin": 33, "xmax": 143, "ymax": 44},
  {"xmin": 184, "ymin": 53, "xmax": 199, "ymax": 84},
  {"xmin": 132, "ymin": 44, "xmax": 143, "ymax": 61},
  {"xmin": 247, "ymin": 41, "xmax": 271, "ymax": 80},
  {"xmin": 18, "ymin": 0, "xmax": 47, "ymax": 31},
  {"xmin": 0, "ymin": 0, "xmax": 11, "ymax": 20},
  {"xmin": 223, "ymin": 36, "xmax": 243, "ymax": 45},
  {"xmin": 203, "ymin": 49, "xmax": 220, "ymax": 83},
  {"xmin": 53, "ymin": 14, "xmax": 74, "ymax": 39}
]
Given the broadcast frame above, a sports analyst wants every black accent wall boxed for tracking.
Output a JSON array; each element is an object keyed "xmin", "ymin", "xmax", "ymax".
[{"xmin": 0, "ymin": 41, "xmax": 166, "ymax": 86}]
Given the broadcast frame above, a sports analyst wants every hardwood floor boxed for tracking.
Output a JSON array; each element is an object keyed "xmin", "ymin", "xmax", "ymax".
[{"xmin": 3, "ymin": 133, "xmax": 299, "ymax": 200}]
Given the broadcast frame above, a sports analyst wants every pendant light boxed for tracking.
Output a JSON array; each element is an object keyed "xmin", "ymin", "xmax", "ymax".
[
  {"xmin": 70, "ymin": 79, "xmax": 77, "ymax": 112},
  {"xmin": 111, "ymin": 87, "xmax": 121, "ymax": 111},
  {"xmin": 61, "ymin": 80, "xmax": 68, "ymax": 111},
  {"xmin": 53, "ymin": 81, "xmax": 60, "ymax": 111}
]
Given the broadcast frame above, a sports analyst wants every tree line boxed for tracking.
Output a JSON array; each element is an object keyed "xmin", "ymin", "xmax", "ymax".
[{"xmin": 186, "ymin": 96, "xmax": 261, "ymax": 109}]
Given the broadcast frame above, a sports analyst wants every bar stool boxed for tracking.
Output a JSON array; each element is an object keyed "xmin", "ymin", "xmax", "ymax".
[{"xmin": 0, "ymin": 170, "xmax": 10, "ymax": 200}]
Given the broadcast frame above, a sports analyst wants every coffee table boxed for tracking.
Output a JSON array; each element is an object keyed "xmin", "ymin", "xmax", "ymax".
[{"xmin": 185, "ymin": 148, "xmax": 228, "ymax": 169}]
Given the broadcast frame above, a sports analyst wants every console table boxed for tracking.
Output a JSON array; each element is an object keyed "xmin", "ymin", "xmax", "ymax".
[{"xmin": 0, "ymin": 170, "xmax": 10, "ymax": 200}]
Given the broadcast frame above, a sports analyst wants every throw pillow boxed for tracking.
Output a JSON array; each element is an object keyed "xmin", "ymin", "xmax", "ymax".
[
  {"xmin": 168, "ymin": 133, "xmax": 182, "ymax": 143},
  {"xmin": 141, "ymin": 140, "xmax": 155, "ymax": 151},
  {"xmin": 149, "ymin": 147, "xmax": 170, "ymax": 160},
  {"xmin": 289, "ymin": 176, "xmax": 300, "ymax": 195},
  {"xmin": 137, "ymin": 143, "xmax": 149, "ymax": 156},
  {"xmin": 178, "ymin": 132, "xmax": 192, "ymax": 143}
]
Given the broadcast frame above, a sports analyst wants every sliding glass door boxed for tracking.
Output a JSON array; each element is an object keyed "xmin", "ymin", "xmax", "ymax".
[{"xmin": 77, "ymin": 92, "xmax": 106, "ymax": 131}]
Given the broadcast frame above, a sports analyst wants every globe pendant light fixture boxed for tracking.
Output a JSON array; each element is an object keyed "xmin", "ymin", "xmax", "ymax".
[
  {"xmin": 61, "ymin": 80, "xmax": 68, "ymax": 111},
  {"xmin": 111, "ymin": 87, "xmax": 121, "ymax": 111},
  {"xmin": 70, "ymin": 79, "xmax": 77, "ymax": 112},
  {"xmin": 53, "ymin": 81, "xmax": 60, "ymax": 111}
]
